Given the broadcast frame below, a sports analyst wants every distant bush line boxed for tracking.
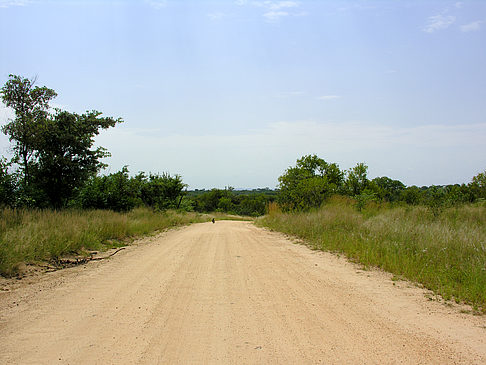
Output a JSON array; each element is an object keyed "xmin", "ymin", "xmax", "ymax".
[
  {"xmin": 186, "ymin": 188, "xmax": 276, "ymax": 217},
  {"xmin": 275, "ymin": 155, "xmax": 486, "ymax": 214}
]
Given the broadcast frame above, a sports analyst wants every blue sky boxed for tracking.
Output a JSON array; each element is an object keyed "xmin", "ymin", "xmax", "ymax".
[{"xmin": 1, "ymin": 0, "xmax": 485, "ymax": 188}]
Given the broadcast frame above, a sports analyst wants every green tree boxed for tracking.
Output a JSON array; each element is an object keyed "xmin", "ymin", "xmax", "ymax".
[
  {"xmin": 371, "ymin": 176, "xmax": 405, "ymax": 202},
  {"xmin": 1, "ymin": 75, "xmax": 57, "ymax": 186},
  {"xmin": 236, "ymin": 194, "xmax": 268, "ymax": 216},
  {"xmin": 277, "ymin": 155, "xmax": 344, "ymax": 211},
  {"xmin": 140, "ymin": 173, "xmax": 186, "ymax": 210},
  {"xmin": 423, "ymin": 185, "xmax": 447, "ymax": 216},
  {"xmin": 0, "ymin": 158, "xmax": 18, "ymax": 207},
  {"xmin": 33, "ymin": 109, "xmax": 121, "ymax": 208},
  {"xmin": 400, "ymin": 186, "xmax": 422, "ymax": 205},
  {"xmin": 346, "ymin": 162, "xmax": 369, "ymax": 196},
  {"xmin": 217, "ymin": 196, "xmax": 234, "ymax": 212},
  {"xmin": 443, "ymin": 184, "xmax": 468, "ymax": 205},
  {"xmin": 470, "ymin": 169, "xmax": 486, "ymax": 200},
  {"xmin": 75, "ymin": 167, "xmax": 142, "ymax": 211}
]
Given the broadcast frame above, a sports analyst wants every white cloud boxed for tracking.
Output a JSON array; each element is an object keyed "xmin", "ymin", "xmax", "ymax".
[
  {"xmin": 257, "ymin": 1, "xmax": 299, "ymax": 11},
  {"xmin": 236, "ymin": 0, "xmax": 302, "ymax": 22},
  {"xmin": 317, "ymin": 95, "xmax": 341, "ymax": 100},
  {"xmin": 455, "ymin": 2, "xmax": 463, "ymax": 9},
  {"xmin": 263, "ymin": 10, "xmax": 288, "ymax": 21},
  {"xmin": 207, "ymin": 12, "xmax": 226, "ymax": 20},
  {"xmin": 460, "ymin": 21, "xmax": 482, "ymax": 32},
  {"xmin": 336, "ymin": 3, "xmax": 378, "ymax": 13},
  {"xmin": 145, "ymin": 0, "xmax": 167, "ymax": 10},
  {"xmin": 0, "ymin": 0, "xmax": 30, "ymax": 8},
  {"xmin": 423, "ymin": 14, "xmax": 456, "ymax": 33}
]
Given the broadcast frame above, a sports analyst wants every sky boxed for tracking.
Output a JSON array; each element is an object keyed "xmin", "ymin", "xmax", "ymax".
[{"xmin": 0, "ymin": 0, "xmax": 485, "ymax": 189}]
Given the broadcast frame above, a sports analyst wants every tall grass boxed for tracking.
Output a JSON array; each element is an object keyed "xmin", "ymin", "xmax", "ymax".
[
  {"xmin": 0, "ymin": 208, "xmax": 209, "ymax": 276},
  {"xmin": 257, "ymin": 196, "xmax": 486, "ymax": 312}
]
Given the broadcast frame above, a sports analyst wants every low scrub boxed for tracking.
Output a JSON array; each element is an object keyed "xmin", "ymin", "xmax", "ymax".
[
  {"xmin": 257, "ymin": 197, "xmax": 486, "ymax": 312},
  {"xmin": 0, "ymin": 208, "xmax": 209, "ymax": 276}
]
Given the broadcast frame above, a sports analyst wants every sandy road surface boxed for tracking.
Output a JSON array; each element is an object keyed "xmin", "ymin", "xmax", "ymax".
[{"xmin": 1, "ymin": 221, "xmax": 485, "ymax": 364}]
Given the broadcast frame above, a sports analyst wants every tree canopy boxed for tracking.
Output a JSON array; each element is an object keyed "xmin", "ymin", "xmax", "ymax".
[
  {"xmin": 33, "ymin": 109, "xmax": 122, "ymax": 208},
  {"xmin": 277, "ymin": 155, "xmax": 344, "ymax": 211},
  {"xmin": 1, "ymin": 74, "xmax": 57, "ymax": 185},
  {"xmin": 276, "ymin": 155, "xmax": 486, "ymax": 212},
  {"xmin": 1, "ymin": 75, "xmax": 122, "ymax": 208}
]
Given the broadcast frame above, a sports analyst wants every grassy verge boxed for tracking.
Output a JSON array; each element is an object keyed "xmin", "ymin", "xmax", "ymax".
[
  {"xmin": 257, "ymin": 197, "xmax": 486, "ymax": 312},
  {"xmin": 0, "ymin": 207, "xmax": 210, "ymax": 276}
]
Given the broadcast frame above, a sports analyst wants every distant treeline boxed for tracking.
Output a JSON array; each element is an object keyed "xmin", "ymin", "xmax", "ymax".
[
  {"xmin": 186, "ymin": 188, "xmax": 276, "ymax": 217},
  {"xmin": 1, "ymin": 75, "xmax": 484, "ymax": 216},
  {"xmin": 276, "ymin": 155, "xmax": 486, "ymax": 213},
  {"xmin": 181, "ymin": 154, "xmax": 486, "ymax": 217}
]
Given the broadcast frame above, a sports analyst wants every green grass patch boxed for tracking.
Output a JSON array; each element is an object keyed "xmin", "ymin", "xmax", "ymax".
[
  {"xmin": 257, "ymin": 197, "xmax": 486, "ymax": 312},
  {"xmin": 0, "ymin": 207, "xmax": 210, "ymax": 276}
]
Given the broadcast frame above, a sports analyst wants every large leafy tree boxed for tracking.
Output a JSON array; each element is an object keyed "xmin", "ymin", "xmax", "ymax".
[
  {"xmin": 0, "ymin": 75, "xmax": 57, "ymax": 185},
  {"xmin": 75, "ymin": 167, "xmax": 143, "ymax": 212},
  {"xmin": 345, "ymin": 162, "xmax": 369, "ymax": 196},
  {"xmin": 32, "ymin": 109, "xmax": 122, "ymax": 208},
  {"xmin": 469, "ymin": 169, "xmax": 486, "ymax": 200},
  {"xmin": 371, "ymin": 176, "xmax": 405, "ymax": 202},
  {"xmin": 1, "ymin": 75, "xmax": 122, "ymax": 208},
  {"xmin": 277, "ymin": 155, "xmax": 344, "ymax": 211},
  {"xmin": 140, "ymin": 172, "xmax": 187, "ymax": 210}
]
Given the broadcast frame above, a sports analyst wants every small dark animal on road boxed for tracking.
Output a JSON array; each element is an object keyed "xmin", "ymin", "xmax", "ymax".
[{"xmin": 212, "ymin": 218, "xmax": 215, "ymax": 224}]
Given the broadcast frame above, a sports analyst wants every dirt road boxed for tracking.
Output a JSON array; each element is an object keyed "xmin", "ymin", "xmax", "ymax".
[{"xmin": 1, "ymin": 221, "xmax": 485, "ymax": 364}]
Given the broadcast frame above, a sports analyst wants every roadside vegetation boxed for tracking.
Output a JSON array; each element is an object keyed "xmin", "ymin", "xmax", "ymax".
[
  {"xmin": 258, "ymin": 155, "xmax": 486, "ymax": 312},
  {"xmin": 0, "ymin": 208, "xmax": 211, "ymax": 276},
  {"xmin": 275, "ymin": 155, "xmax": 485, "ymax": 212}
]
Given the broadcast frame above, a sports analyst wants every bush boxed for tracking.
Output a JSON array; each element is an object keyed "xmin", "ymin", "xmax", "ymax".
[
  {"xmin": 73, "ymin": 167, "xmax": 185, "ymax": 212},
  {"xmin": 0, "ymin": 158, "xmax": 18, "ymax": 207}
]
